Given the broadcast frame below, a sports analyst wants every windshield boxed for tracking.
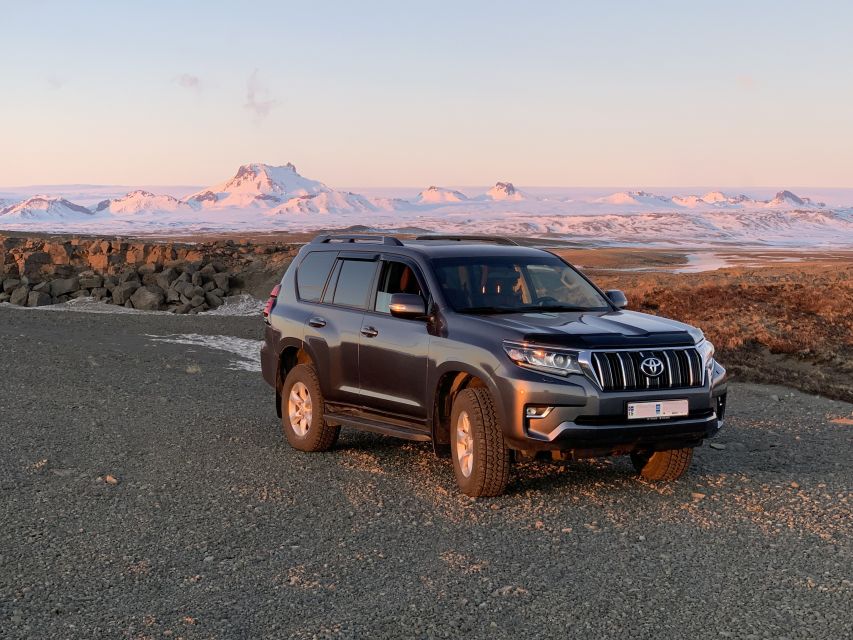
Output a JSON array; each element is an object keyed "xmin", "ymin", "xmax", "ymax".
[{"xmin": 431, "ymin": 255, "xmax": 611, "ymax": 313}]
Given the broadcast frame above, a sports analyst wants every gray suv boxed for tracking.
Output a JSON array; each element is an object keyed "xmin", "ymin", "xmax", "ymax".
[{"xmin": 261, "ymin": 235, "xmax": 727, "ymax": 496}]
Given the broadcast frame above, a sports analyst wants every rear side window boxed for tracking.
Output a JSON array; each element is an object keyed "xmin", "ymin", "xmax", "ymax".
[
  {"xmin": 331, "ymin": 259, "xmax": 378, "ymax": 309},
  {"xmin": 296, "ymin": 251, "xmax": 336, "ymax": 302}
]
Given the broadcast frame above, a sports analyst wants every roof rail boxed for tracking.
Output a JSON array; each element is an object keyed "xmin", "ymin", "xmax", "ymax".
[
  {"xmin": 311, "ymin": 234, "xmax": 404, "ymax": 246},
  {"xmin": 414, "ymin": 234, "xmax": 519, "ymax": 246}
]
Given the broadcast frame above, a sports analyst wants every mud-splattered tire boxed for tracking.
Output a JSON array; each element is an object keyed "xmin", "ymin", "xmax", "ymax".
[
  {"xmin": 450, "ymin": 388, "xmax": 511, "ymax": 497},
  {"xmin": 631, "ymin": 448, "xmax": 693, "ymax": 481},
  {"xmin": 280, "ymin": 364, "xmax": 339, "ymax": 452}
]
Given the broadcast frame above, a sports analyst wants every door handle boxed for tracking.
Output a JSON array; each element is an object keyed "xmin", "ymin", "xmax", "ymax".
[
  {"xmin": 308, "ymin": 317, "xmax": 326, "ymax": 328},
  {"xmin": 360, "ymin": 326, "xmax": 379, "ymax": 338}
]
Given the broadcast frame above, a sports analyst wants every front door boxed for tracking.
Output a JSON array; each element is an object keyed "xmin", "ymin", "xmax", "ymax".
[{"xmin": 357, "ymin": 258, "xmax": 431, "ymax": 423}]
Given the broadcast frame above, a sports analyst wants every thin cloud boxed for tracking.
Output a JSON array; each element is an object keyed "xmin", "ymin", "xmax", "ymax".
[
  {"xmin": 736, "ymin": 75, "xmax": 756, "ymax": 90},
  {"xmin": 245, "ymin": 69, "xmax": 277, "ymax": 120},
  {"xmin": 176, "ymin": 73, "xmax": 201, "ymax": 90}
]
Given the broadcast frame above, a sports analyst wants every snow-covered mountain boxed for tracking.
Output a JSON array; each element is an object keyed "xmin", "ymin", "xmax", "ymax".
[
  {"xmin": 266, "ymin": 191, "xmax": 380, "ymax": 216},
  {"xmin": 94, "ymin": 190, "xmax": 194, "ymax": 215},
  {"xmin": 1, "ymin": 166, "xmax": 851, "ymax": 247},
  {"xmin": 485, "ymin": 182, "xmax": 525, "ymax": 201},
  {"xmin": 672, "ymin": 192, "xmax": 751, "ymax": 207},
  {"xmin": 596, "ymin": 191, "xmax": 679, "ymax": 208},
  {"xmin": 185, "ymin": 162, "xmax": 380, "ymax": 215},
  {"xmin": 415, "ymin": 186, "xmax": 469, "ymax": 204},
  {"xmin": 595, "ymin": 189, "xmax": 825, "ymax": 211},
  {"xmin": 0, "ymin": 196, "xmax": 95, "ymax": 220},
  {"xmin": 767, "ymin": 190, "xmax": 825, "ymax": 208},
  {"xmin": 188, "ymin": 163, "xmax": 330, "ymax": 208}
]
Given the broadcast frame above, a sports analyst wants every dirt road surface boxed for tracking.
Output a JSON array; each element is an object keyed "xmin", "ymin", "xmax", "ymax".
[{"xmin": 1, "ymin": 306, "xmax": 850, "ymax": 639}]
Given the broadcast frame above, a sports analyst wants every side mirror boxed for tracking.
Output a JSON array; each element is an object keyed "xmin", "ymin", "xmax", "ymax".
[
  {"xmin": 389, "ymin": 293, "xmax": 427, "ymax": 319},
  {"xmin": 605, "ymin": 289, "xmax": 628, "ymax": 309}
]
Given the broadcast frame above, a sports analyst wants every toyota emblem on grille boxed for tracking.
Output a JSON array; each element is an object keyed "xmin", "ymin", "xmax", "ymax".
[{"xmin": 640, "ymin": 356, "xmax": 664, "ymax": 377}]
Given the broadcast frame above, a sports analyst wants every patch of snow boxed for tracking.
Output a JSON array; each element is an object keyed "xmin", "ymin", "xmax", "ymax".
[
  {"xmin": 204, "ymin": 294, "xmax": 264, "ymax": 317},
  {"xmin": 7, "ymin": 296, "xmax": 173, "ymax": 314},
  {"xmin": 146, "ymin": 333, "xmax": 262, "ymax": 371}
]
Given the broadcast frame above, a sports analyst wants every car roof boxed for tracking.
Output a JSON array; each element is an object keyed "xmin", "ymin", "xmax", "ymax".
[
  {"xmin": 305, "ymin": 235, "xmax": 550, "ymax": 259},
  {"xmin": 401, "ymin": 241, "xmax": 548, "ymax": 259}
]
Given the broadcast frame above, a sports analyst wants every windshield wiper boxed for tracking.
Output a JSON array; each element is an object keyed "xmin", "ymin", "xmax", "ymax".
[
  {"xmin": 525, "ymin": 305, "xmax": 598, "ymax": 313},
  {"xmin": 457, "ymin": 306, "xmax": 521, "ymax": 315}
]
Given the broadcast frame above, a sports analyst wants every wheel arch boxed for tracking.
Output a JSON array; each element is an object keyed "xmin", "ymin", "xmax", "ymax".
[
  {"xmin": 275, "ymin": 340, "xmax": 316, "ymax": 418},
  {"xmin": 430, "ymin": 363, "xmax": 497, "ymax": 457}
]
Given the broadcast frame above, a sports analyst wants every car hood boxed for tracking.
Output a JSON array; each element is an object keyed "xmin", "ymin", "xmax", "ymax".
[{"xmin": 467, "ymin": 309, "xmax": 700, "ymax": 349}]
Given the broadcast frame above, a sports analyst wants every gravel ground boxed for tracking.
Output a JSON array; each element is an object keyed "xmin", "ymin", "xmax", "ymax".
[{"xmin": 1, "ymin": 306, "xmax": 851, "ymax": 640}]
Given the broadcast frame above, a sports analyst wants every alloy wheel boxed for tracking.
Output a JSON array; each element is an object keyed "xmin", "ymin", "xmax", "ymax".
[{"xmin": 288, "ymin": 381, "xmax": 312, "ymax": 437}]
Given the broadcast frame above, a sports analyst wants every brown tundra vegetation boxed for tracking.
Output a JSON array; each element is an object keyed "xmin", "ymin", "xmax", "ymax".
[{"xmin": 590, "ymin": 261, "xmax": 853, "ymax": 403}]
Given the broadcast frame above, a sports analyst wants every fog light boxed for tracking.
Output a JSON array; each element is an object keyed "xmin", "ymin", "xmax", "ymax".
[{"xmin": 526, "ymin": 406, "xmax": 553, "ymax": 419}]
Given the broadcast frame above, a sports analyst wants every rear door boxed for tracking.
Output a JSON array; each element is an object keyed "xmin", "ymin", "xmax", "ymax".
[
  {"xmin": 357, "ymin": 257, "xmax": 432, "ymax": 423},
  {"xmin": 302, "ymin": 253, "xmax": 379, "ymax": 405}
]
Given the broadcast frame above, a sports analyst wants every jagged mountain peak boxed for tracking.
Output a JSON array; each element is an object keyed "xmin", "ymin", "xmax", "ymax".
[
  {"xmin": 767, "ymin": 190, "xmax": 825, "ymax": 208},
  {"xmin": 189, "ymin": 162, "xmax": 329, "ymax": 208},
  {"xmin": 770, "ymin": 190, "xmax": 805, "ymax": 206},
  {"xmin": 486, "ymin": 181, "xmax": 524, "ymax": 201}
]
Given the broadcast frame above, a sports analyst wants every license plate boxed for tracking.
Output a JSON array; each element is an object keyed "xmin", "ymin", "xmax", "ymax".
[{"xmin": 627, "ymin": 399, "xmax": 689, "ymax": 420}]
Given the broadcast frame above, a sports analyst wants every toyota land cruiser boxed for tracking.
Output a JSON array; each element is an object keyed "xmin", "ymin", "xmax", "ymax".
[{"xmin": 261, "ymin": 234, "xmax": 727, "ymax": 497}]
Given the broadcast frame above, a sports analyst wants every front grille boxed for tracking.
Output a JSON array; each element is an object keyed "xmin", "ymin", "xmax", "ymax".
[{"xmin": 589, "ymin": 348, "xmax": 704, "ymax": 391}]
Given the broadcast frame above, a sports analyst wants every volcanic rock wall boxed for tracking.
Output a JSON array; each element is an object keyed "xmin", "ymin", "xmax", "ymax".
[{"xmin": 0, "ymin": 236, "xmax": 297, "ymax": 313}]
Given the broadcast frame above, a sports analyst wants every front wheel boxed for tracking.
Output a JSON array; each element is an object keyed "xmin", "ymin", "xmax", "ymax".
[
  {"xmin": 280, "ymin": 364, "xmax": 339, "ymax": 452},
  {"xmin": 631, "ymin": 447, "xmax": 693, "ymax": 481},
  {"xmin": 450, "ymin": 388, "xmax": 510, "ymax": 497}
]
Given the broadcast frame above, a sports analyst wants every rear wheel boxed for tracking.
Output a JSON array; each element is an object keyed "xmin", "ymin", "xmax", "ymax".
[
  {"xmin": 280, "ymin": 364, "xmax": 339, "ymax": 452},
  {"xmin": 450, "ymin": 388, "xmax": 510, "ymax": 497},
  {"xmin": 631, "ymin": 448, "xmax": 693, "ymax": 481}
]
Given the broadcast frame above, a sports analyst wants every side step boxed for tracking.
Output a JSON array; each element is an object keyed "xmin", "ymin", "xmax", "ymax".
[{"xmin": 324, "ymin": 412, "xmax": 432, "ymax": 442}]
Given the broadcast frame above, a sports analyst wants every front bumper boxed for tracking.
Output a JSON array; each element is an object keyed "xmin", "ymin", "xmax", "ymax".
[{"xmin": 494, "ymin": 360, "xmax": 727, "ymax": 453}]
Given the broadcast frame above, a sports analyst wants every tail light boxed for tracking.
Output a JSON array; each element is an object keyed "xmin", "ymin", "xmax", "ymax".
[{"xmin": 263, "ymin": 284, "xmax": 281, "ymax": 322}]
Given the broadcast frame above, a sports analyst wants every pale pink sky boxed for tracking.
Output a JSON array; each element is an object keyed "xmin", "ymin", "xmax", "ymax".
[{"xmin": 1, "ymin": 1, "xmax": 851, "ymax": 188}]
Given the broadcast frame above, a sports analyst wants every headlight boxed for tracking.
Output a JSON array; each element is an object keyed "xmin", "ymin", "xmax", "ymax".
[
  {"xmin": 503, "ymin": 341, "xmax": 583, "ymax": 376},
  {"xmin": 697, "ymin": 339, "xmax": 715, "ymax": 367}
]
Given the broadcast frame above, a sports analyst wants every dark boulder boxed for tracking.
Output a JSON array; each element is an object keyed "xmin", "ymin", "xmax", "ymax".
[
  {"xmin": 79, "ymin": 274, "xmax": 103, "ymax": 289},
  {"xmin": 213, "ymin": 272, "xmax": 230, "ymax": 292},
  {"xmin": 130, "ymin": 285, "xmax": 165, "ymax": 311},
  {"xmin": 119, "ymin": 270, "xmax": 140, "ymax": 284},
  {"xmin": 50, "ymin": 277, "xmax": 80, "ymax": 297},
  {"xmin": 27, "ymin": 290, "xmax": 52, "ymax": 307},
  {"xmin": 156, "ymin": 267, "xmax": 178, "ymax": 291},
  {"xmin": 10, "ymin": 286, "xmax": 30, "ymax": 306},
  {"xmin": 112, "ymin": 282, "xmax": 140, "ymax": 305}
]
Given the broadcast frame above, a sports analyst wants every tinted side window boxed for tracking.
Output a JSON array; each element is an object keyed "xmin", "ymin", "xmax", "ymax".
[
  {"xmin": 375, "ymin": 261, "xmax": 424, "ymax": 313},
  {"xmin": 331, "ymin": 260, "xmax": 378, "ymax": 309},
  {"xmin": 296, "ymin": 251, "xmax": 337, "ymax": 302}
]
